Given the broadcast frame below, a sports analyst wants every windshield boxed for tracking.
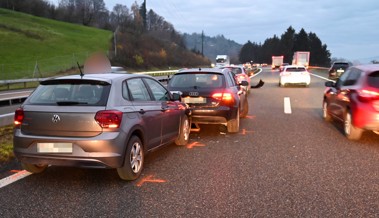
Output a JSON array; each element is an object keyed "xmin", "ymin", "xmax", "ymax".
[
  {"xmin": 27, "ymin": 81, "xmax": 111, "ymax": 106},
  {"xmin": 169, "ymin": 73, "xmax": 224, "ymax": 88}
]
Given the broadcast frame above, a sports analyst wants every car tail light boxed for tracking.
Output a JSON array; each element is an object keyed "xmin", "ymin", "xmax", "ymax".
[
  {"xmin": 358, "ymin": 89, "xmax": 379, "ymax": 101},
  {"xmin": 14, "ymin": 108, "xmax": 24, "ymax": 126},
  {"xmin": 212, "ymin": 92, "xmax": 234, "ymax": 103},
  {"xmin": 95, "ymin": 110, "xmax": 123, "ymax": 128}
]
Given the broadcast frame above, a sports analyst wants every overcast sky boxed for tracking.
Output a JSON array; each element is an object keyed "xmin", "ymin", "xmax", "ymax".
[{"xmin": 52, "ymin": 0, "xmax": 379, "ymax": 63}]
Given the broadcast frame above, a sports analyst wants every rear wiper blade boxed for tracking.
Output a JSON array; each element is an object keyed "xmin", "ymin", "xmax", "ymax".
[{"xmin": 56, "ymin": 101, "xmax": 88, "ymax": 105}]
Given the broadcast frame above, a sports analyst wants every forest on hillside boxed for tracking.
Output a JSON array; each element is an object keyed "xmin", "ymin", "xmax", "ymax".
[
  {"xmin": 239, "ymin": 26, "xmax": 331, "ymax": 67},
  {"xmin": 0, "ymin": 0, "xmax": 210, "ymax": 69}
]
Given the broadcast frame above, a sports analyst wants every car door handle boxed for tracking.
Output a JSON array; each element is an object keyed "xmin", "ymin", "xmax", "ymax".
[{"xmin": 139, "ymin": 109, "xmax": 145, "ymax": 114}]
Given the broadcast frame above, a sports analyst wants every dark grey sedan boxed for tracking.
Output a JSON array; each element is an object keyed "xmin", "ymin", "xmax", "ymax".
[{"xmin": 13, "ymin": 72, "xmax": 190, "ymax": 180}]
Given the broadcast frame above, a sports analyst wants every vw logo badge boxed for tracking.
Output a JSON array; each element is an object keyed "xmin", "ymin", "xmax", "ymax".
[
  {"xmin": 52, "ymin": 114, "xmax": 61, "ymax": 123},
  {"xmin": 189, "ymin": 92, "xmax": 199, "ymax": 97}
]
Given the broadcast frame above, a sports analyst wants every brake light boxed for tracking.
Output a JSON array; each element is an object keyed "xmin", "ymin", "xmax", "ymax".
[
  {"xmin": 95, "ymin": 110, "xmax": 123, "ymax": 128},
  {"xmin": 358, "ymin": 89, "xmax": 379, "ymax": 100},
  {"xmin": 212, "ymin": 92, "xmax": 234, "ymax": 102},
  {"xmin": 14, "ymin": 108, "xmax": 24, "ymax": 126}
]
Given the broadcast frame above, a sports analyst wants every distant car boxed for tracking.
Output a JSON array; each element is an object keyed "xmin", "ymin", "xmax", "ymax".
[
  {"xmin": 279, "ymin": 63, "xmax": 289, "ymax": 72},
  {"xmin": 13, "ymin": 72, "xmax": 190, "ymax": 180},
  {"xmin": 261, "ymin": 63, "xmax": 268, "ymax": 67},
  {"xmin": 328, "ymin": 62, "xmax": 350, "ymax": 80},
  {"xmin": 220, "ymin": 65, "xmax": 251, "ymax": 93},
  {"xmin": 279, "ymin": 65, "xmax": 311, "ymax": 87},
  {"xmin": 323, "ymin": 64, "xmax": 379, "ymax": 140},
  {"xmin": 167, "ymin": 68, "xmax": 249, "ymax": 133}
]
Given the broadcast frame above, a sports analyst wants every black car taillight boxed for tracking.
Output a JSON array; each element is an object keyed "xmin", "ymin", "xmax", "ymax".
[
  {"xmin": 14, "ymin": 108, "xmax": 24, "ymax": 127},
  {"xmin": 357, "ymin": 89, "xmax": 379, "ymax": 102},
  {"xmin": 95, "ymin": 110, "xmax": 123, "ymax": 128},
  {"xmin": 212, "ymin": 92, "xmax": 234, "ymax": 104}
]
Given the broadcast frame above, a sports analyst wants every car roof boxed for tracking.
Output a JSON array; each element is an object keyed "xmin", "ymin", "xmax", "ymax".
[
  {"xmin": 352, "ymin": 64, "xmax": 379, "ymax": 73},
  {"xmin": 46, "ymin": 73, "xmax": 152, "ymax": 83},
  {"xmin": 177, "ymin": 68, "xmax": 229, "ymax": 75},
  {"xmin": 284, "ymin": 65, "xmax": 307, "ymax": 69}
]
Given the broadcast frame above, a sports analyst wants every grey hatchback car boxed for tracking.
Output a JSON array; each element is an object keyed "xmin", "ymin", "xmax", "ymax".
[{"xmin": 13, "ymin": 72, "xmax": 190, "ymax": 180}]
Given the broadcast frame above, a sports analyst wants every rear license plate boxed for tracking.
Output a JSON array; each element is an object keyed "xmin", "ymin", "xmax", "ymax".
[
  {"xmin": 182, "ymin": 97, "xmax": 206, "ymax": 104},
  {"xmin": 37, "ymin": 143, "xmax": 73, "ymax": 153}
]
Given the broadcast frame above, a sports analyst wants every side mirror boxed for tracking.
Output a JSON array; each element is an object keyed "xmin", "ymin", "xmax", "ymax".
[
  {"xmin": 170, "ymin": 91, "xmax": 182, "ymax": 101},
  {"xmin": 251, "ymin": 79, "xmax": 264, "ymax": 88},
  {"xmin": 325, "ymin": 81, "xmax": 335, "ymax": 87}
]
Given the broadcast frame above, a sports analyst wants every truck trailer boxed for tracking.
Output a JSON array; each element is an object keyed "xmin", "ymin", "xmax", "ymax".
[
  {"xmin": 292, "ymin": 51, "xmax": 310, "ymax": 68},
  {"xmin": 272, "ymin": 56, "xmax": 284, "ymax": 69}
]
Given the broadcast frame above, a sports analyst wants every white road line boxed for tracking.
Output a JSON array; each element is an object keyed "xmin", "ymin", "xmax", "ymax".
[
  {"xmin": 0, "ymin": 170, "xmax": 32, "ymax": 189},
  {"xmin": 284, "ymin": 97, "xmax": 292, "ymax": 114},
  {"xmin": 310, "ymin": 73, "xmax": 334, "ymax": 82}
]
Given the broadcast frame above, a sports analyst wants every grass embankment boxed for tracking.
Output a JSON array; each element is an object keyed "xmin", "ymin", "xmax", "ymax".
[
  {"xmin": 0, "ymin": 8, "xmax": 112, "ymax": 80},
  {"xmin": 0, "ymin": 125, "xmax": 14, "ymax": 162}
]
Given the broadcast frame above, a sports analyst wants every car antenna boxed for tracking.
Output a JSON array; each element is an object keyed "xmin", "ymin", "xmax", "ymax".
[{"xmin": 77, "ymin": 62, "xmax": 84, "ymax": 78}]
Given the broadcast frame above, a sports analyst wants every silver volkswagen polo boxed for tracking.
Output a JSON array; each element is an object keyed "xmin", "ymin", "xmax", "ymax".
[{"xmin": 13, "ymin": 72, "xmax": 190, "ymax": 180}]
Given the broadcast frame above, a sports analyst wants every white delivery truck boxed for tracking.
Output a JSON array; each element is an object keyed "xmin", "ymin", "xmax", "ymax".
[
  {"xmin": 271, "ymin": 56, "xmax": 284, "ymax": 69},
  {"xmin": 215, "ymin": 55, "xmax": 230, "ymax": 67},
  {"xmin": 292, "ymin": 51, "xmax": 310, "ymax": 68}
]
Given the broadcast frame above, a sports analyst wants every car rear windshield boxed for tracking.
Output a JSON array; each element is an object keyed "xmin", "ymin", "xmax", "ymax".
[
  {"xmin": 169, "ymin": 73, "xmax": 224, "ymax": 88},
  {"xmin": 27, "ymin": 79, "xmax": 111, "ymax": 106},
  {"xmin": 286, "ymin": 67, "xmax": 306, "ymax": 72},
  {"xmin": 367, "ymin": 71, "xmax": 379, "ymax": 88},
  {"xmin": 333, "ymin": 63, "xmax": 349, "ymax": 69},
  {"xmin": 222, "ymin": 67, "xmax": 243, "ymax": 75}
]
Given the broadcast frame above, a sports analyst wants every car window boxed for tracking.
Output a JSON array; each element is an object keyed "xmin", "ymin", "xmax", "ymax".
[
  {"xmin": 367, "ymin": 71, "xmax": 379, "ymax": 88},
  {"xmin": 333, "ymin": 63, "xmax": 349, "ymax": 69},
  {"xmin": 169, "ymin": 73, "xmax": 224, "ymax": 88},
  {"xmin": 286, "ymin": 67, "xmax": 306, "ymax": 72},
  {"xmin": 126, "ymin": 78, "xmax": 151, "ymax": 101},
  {"xmin": 336, "ymin": 68, "xmax": 351, "ymax": 88},
  {"xmin": 144, "ymin": 78, "xmax": 171, "ymax": 101},
  {"xmin": 343, "ymin": 68, "xmax": 361, "ymax": 86},
  {"xmin": 27, "ymin": 81, "xmax": 109, "ymax": 106}
]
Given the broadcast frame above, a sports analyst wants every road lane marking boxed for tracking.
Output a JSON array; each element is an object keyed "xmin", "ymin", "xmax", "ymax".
[
  {"xmin": 0, "ymin": 170, "xmax": 32, "ymax": 189},
  {"xmin": 284, "ymin": 97, "xmax": 292, "ymax": 114},
  {"xmin": 309, "ymin": 73, "xmax": 334, "ymax": 82}
]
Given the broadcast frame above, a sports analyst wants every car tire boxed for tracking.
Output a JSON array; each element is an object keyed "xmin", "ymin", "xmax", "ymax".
[
  {"xmin": 322, "ymin": 101, "xmax": 332, "ymax": 122},
  {"xmin": 344, "ymin": 110, "xmax": 363, "ymax": 140},
  {"xmin": 227, "ymin": 109, "xmax": 240, "ymax": 133},
  {"xmin": 240, "ymin": 98, "xmax": 249, "ymax": 118},
  {"xmin": 175, "ymin": 115, "xmax": 190, "ymax": 146},
  {"xmin": 117, "ymin": 136, "xmax": 144, "ymax": 180},
  {"xmin": 21, "ymin": 163, "xmax": 47, "ymax": 173}
]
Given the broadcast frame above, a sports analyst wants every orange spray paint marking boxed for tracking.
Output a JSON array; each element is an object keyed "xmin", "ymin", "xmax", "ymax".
[
  {"xmin": 136, "ymin": 175, "xmax": 167, "ymax": 187},
  {"xmin": 239, "ymin": 129, "xmax": 254, "ymax": 135},
  {"xmin": 186, "ymin": 141, "xmax": 206, "ymax": 149},
  {"xmin": 10, "ymin": 170, "xmax": 22, "ymax": 173}
]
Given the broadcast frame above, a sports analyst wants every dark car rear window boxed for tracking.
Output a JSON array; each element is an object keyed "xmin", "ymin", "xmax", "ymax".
[
  {"xmin": 367, "ymin": 71, "xmax": 379, "ymax": 88},
  {"xmin": 169, "ymin": 73, "xmax": 224, "ymax": 88},
  {"xmin": 27, "ymin": 80, "xmax": 111, "ymax": 106},
  {"xmin": 332, "ymin": 63, "xmax": 349, "ymax": 69}
]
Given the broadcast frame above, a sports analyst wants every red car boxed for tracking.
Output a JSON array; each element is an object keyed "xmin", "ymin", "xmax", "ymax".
[{"xmin": 323, "ymin": 64, "xmax": 379, "ymax": 140}]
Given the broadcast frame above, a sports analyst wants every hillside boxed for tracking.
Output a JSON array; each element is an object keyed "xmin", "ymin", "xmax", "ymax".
[
  {"xmin": 0, "ymin": 8, "xmax": 112, "ymax": 80},
  {"xmin": 183, "ymin": 33, "xmax": 242, "ymax": 64}
]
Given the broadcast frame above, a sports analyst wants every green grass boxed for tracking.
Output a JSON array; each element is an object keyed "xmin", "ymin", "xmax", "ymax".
[
  {"xmin": 0, "ymin": 8, "xmax": 113, "ymax": 80},
  {"xmin": 0, "ymin": 125, "xmax": 14, "ymax": 162}
]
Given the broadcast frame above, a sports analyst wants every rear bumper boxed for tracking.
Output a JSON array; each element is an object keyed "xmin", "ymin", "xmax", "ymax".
[
  {"xmin": 190, "ymin": 106, "xmax": 235, "ymax": 125},
  {"xmin": 13, "ymin": 130, "xmax": 126, "ymax": 168},
  {"xmin": 280, "ymin": 75, "xmax": 310, "ymax": 85},
  {"xmin": 353, "ymin": 105, "xmax": 379, "ymax": 131}
]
